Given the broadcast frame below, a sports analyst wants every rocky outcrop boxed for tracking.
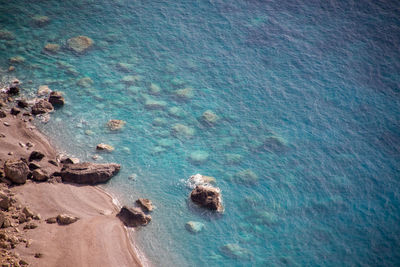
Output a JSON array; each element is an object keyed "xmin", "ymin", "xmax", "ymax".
[
  {"xmin": 117, "ymin": 206, "xmax": 151, "ymax": 227},
  {"xmin": 48, "ymin": 91, "xmax": 65, "ymax": 106},
  {"xmin": 31, "ymin": 99, "xmax": 54, "ymax": 115},
  {"xmin": 4, "ymin": 159, "xmax": 29, "ymax": 184},
  {"xmin": 190, "ymin": 185, "xmax": 223, "ymax": 212},
  {"xmin": 60, "ymin": 162, "xmax": 120, "ymax": 184},
  {"xmin": 136, "ymin": 198, "xmax": 153, "ymax": 212},
  {"xmin": 67, "ymin": 36, "xmax": 94, "ymax": 54}
]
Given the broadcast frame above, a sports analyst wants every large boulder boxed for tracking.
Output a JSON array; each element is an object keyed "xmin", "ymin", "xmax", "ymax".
[
  {"xmin": 190, "ymin": 185, "xmax": 223, "ymax": 212},
  {"xmin": 117, "ymin": 206, "xmax": 151, "ymax": 227},
  {"xmin": 4, "ymin": 159, "xmax": 29, "ymax": 184},
  {"xmin": 56, "ymin": 214, "xmax": 79, "ymax": 225},
  {"xmin": 31, "ymin": 99, "xmax": 54, "ymax": 115},
  {"xmin": 60, "ymin": 162, "xmax": 120, "ymax": 184},
  {"xmin": 67, "ymin": 36, "xmax": 94, "ymax": 54}
]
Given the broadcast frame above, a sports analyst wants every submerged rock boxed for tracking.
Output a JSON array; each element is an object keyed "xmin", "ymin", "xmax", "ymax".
[
  {"xmin": 107, "ymin": 119, "xmax": 126, "ymax": 131},
  {"xmin": 144, "ymin": 98, "xmax": 167, "ymax": 110},
  {"xmin": 174, "ymin": 87, "xmax": 193, "ymax": 100},
  {"xmin": 37, "ymin": 85, "xmax": 51, "ymax": 96},
  {"xmin": 77, "ymin": 77, "xmax": 94, "ymax": 88},
  {"xmin": 188, "ymin": 150, "xmax": 209, "ymax": 165},
  {"xmin": 220, "ymin": 243, "xmax": 252, "ymax": 260},
  {"xmin": 148, "ymin": 83, "xmax": 161, "ymax": 95},
  {"xmin": 224, "ymin": 153, "xmax": 242, "ymax": 165},
  {"xmin": 117, "ymin": 206, "xmax": 151, "ymax": 227},
  {"xmin": 4, "ymin": 159, "xmax": 29, "ymax": 184},
  {"xmin": 136, "ymin": 198, "xmax": 153, "ymax": 212},
  {"xmin": 96, "ymin": 143, "xmax": 114, "ymax": 152},
  {"xmin": 31, "ymin": 99, "xmax": 54, "ymax": 115},
  {"xmin": 67, "ymin": 36, "xmax": 94, "ymax": 54},
  {"xmin": 121, "ymin": 75, "xmax": 141, "ymax": 84},
  {"xmin": 0, "ymin": 29, "xmax": 15, "ymax": 40},
  {"xmin": 48, "ymin": 91, "xmax": 65, "ymax": 106},
  {"xmin": 232, "ymin": 169, "xmax": 259, "ymax": 185},
  {"xmin": 9, "ymin": 56, "xmax": 25, "ymax": 64},
  {"xmin": 60, "ymin": 162, "xmax": 120, "ymax": 184},
  {"xmin": 185, "ymin": 221, "xmax": 204, "ymax": 234},
  {"xmin": 116, "ymin": 62, "xmax": 134, "ymax": 72},
  {"xmin": 32, "ymin": 15, "xmax": 50, "ymax": 27},
  {"xmin": 168, "ymin": 106, "xmax": 186, "ymax": 118},
  {"xmin": 171, "ymin": 123, "xmax": 195, "ymax": 139},
  {"xmin": 190, "ymin": 185, "xmax": 223, "ymax": 212},
  {"xmin": 43, "ymin": 43, "xmax": 60, "ymax": 53},
  {"xmin": 201, "ymin": 110, "xmax": 219, "ymax": 126}
]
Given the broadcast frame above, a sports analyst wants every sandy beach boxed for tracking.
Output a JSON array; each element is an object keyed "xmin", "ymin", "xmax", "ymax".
[{"xmin": 0, "ymin": 95, "xmax": 143, "ymax": 266}]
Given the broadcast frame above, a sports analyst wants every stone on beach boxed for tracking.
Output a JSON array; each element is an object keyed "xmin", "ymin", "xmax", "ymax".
[
  {"xmin": 32, "ymin": 169, "xmax": 49, "ymax": 182},
  {"xmin": 136, "ymin": 198, "xmax": 153, "ymax": 212},
  {"xmin": 107, "ymin": 119, "xmax": 126, "ymax": 131},
  {"xmin": 31, "ymin": 99, "xmax": 54, "ymax": 115},
  {"xmin": 117, "ymin": 206, "xmax": 151, "ymax": 227},
  {"xmin": 60, "ymin": 162, "xmax": 120, "ymax": 184},
  {"xmin": 185, "ymin": 221, "xmax": 204, "ymax": 234},
  {"xmin": 190, "ymin": 185, "xmax": 223, "ymax": 212},
  {"xmin": 4, "ymin": 159, "xmax": 29, "ymax": 184},
  {"xmin": 96, "ymin": 143, "xmax": 114, "ymax": 152},
  {"xmin": 67, "ymin": 36, "xmax": 94, "ymax": 54},
  {"xmin": 56, "ymin": 214, "xmax": 79, "ymax": 225}
]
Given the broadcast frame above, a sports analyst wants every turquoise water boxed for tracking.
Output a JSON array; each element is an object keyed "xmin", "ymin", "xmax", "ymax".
[{"xmin": 1, "ymin": 0, "xmax": 400, "ymax": 266}]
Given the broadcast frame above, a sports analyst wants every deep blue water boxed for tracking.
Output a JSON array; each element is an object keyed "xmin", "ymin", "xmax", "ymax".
[{"xmin": 1, "ymin": 0, "xmax": 400, "ymax": 266}]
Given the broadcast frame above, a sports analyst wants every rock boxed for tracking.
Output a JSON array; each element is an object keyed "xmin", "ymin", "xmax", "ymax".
[
  {"xmin": 28, "ymin": 163, "xmax": 40, "ymax": 171},
  {"xmin": 60, "ymin": 157, "xmax": 80, "ymax": 165},
  {"xmin": 0, "ymin": 29, "xmax": 15, "ymax": 40},
  {"xmin": 152, "ymin": 117, "xmax": 167, "ymax": 126},
  {"xmin": 232, "ymin": 169, "xmax": 258, "ymax": 185},
  {"xmin": 45, "ymin": 217, "xmax": 57, "ymax": 224},
  {"xmin": 256, "ymin": 136, "xmax": 288, "ymax": 153},
  {"xmin": 32, "ymin": 15, "xmax": 50, "ymax": 27},
  {"xmin": 10, "ymin": 107, "xmax": 20, "ymax": 115},
  {"xmin": 168, "ymin": 106, "xmax": 186, "ymax": 118},
  {"xmin": 117, "ymin": 206, "xmax": 151, "ymax": 227},
  {"xmin": 190, "ymin": 185, "xmax": 223, "ymax": 212},
  {"xmin": 121, "ymin": 75, "xmax": 141, "ymax": 84},
  {"xmin": 144, "ymin": 98, "xmax": 167, "ymax": 110},
  {"xmin": 0, "ymin": 212, "xmax": 5, "ymax": 227},
  {"xmin": 48, "ymin": 159, "xmax": 58, "ymax": 166},
  {"xmin": 18, "ymin": 213, "xmax": 27, "ymax": 223},
  {"xmin": 43, "ymin": 43, "xmax": 60, "ymax": 53},
  {"xmin": 37, "ymin": 85, "xmax": 51, "ymax": 96},
  {"xmin": 107, "ymin": 119, "xmax": 126, "ymax": 131},
  {"xmin": 9, "ymin": 56, "xmax": 25, "ymax": 64},
  {"xmin": 2, "ymin": 218, "xmax": 11, "ymax": 228},
  {"xmin": 136, "ymin": 198, "xmax": 153, "ymax": 212},
  {"xmin": 0, "ymin": 111, "xmax": 6, "ymax": 118},
  {"xmin": 174, "ymin": 87, "xmax": 193, "ymax": 100},
  {"xmin": 17, "ymin": 99, "xmax": 28, "ymax": 108},
  {"xmin": 116, "ymin": 62, "xmax": 134, "ymax": 72},
  {"xmin": 4, "ymin": 159, "xmax": 29, "ymax": 184},
  {"xmin": 171, "ymin": 123, "xmax": 195, "ymax": 139},
  {"xmin": 188, "ymin": 174, "xmax": 216, "ymax": 188},
  {"xmin": 8, "ymin": 66, "xmax": 15, "ymax": 72},
  {"xmin": 34, "ymin": 253, "xmax": 43, "ymax": 258},
  {"xmin": 76, "ymin": 77, "xmax": 93, "ymax": 88},
  {"xmin": 56, "ymin": 214, "xmax": 79, "ymax": 225},
  {"xmin": 29, "ymin": 151, "xmax": 45, "ymax": 162},
  {"xmin": 8, "ymin": 85, "xmax": 19, "ymax": 95},
  {"xmin": 201, "ymin": 110, "xmax": 219, "ymax": 126},
  {"xmin": 67, "ymin": 36, "xmax": 94, "ymax": 54},
  {"xmin": 31, "ymin": 99, "xmax": 54, "ymax": 115},
  {"xmin": 23, "ymin": 222, "xmax": 38, "ymax": 229},
  {"xmin": 48, "ymin": 91, "xmax": 65, "ymax": 106},
  {"xmin": 148, "ymin": 83, "xmax": 161, "ymax": 95},
  {"xmin": 31, "ymin": 169, "xmax": 49, "ymax": 182},
  {"xmin": 0, "ymin": 194, "xmax": 11, "ymax": 211},
  {"xmin": 96, "ymin": 143, "xmax": 114, "ymax": 152},
  {"xmin": 220, "ymin": 243, "xmax": 252, "ymax": 260},
  {"xmin": 188, "ymin": 151, "xmax": 209, "ymax": 165},
  {"xmin": 224, "ymin": 153, "xmax": 242, "ymax": 165},
  {"xmin": 60, "ymin": 162, "xmax": 120, "ymax": 184},
  {"xmin": 185, "ymin": 221, "xmax": 204, "ymax": 234},
  {"xmin": 22, "ymin": 207, "xmax": 34, "ymax": 218}
]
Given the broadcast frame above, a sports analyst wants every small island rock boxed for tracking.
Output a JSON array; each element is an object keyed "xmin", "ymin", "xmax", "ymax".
[{"xmin": 117, "ymin": 206, "xmax": 151, "ymax": 227}]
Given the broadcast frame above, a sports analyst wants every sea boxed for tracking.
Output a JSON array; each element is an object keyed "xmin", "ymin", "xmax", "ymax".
[{"xmin": 1, "ymin": 0, "xmax": 400, "ymax": 266}]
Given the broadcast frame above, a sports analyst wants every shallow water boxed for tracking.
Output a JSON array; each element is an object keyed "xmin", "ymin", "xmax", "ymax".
[{"xmin": 1, "ymin": 0, "xmax": 400, "ymax": 266}]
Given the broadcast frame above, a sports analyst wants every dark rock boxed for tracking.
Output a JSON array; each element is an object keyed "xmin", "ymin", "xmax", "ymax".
[
  {"xmin": 0, "ymin": 110, "xmax": 6, "ymax": 118},
  {"xmin": 4, "ymin": 159, "xmax": 29, "ymax": 184},
  {"xmin": 117, "ymin": 206, "xmax": 151, "ymax": 227},
  {"xmin": 29, "ymin": 151, "xmax": 45, "ymax": 162},
  {"xmin": 8, "ymin": 86, "xmax": 19, "ymax": 95},
  {"xmin": 45, "ymin": 217, "xmax": 57, "ymax": 224},
  {"xmin": 34, "ymin": 253, "xmax": 43, "ymax": 258},
  {"xmin": 17, "ymin": 99, "xmax": 29, "ymax": 108},
  {"xmin": 56, "ymin": 214, "xmax": 79, "ymax": 225},
  {"xmin": 48, "ymin": 159, "xmax": 58, "ymax": 166},
  {"xmin": 10, "ymin": 107, "xmax": 20, "ymax": 115},
  {"xmin": 31, "ymin": 99, "xmax": 54, "ymax": 115},
  {"xmin": 136, "ymin": 198, "xmax": 153, "ymax": 212},
  {"xmin": 22, "ymin": 207, "xmax": 35, "ymax": 218},
  {"xmin": 190, "ymin": 185, "xmax": 223, "ymax": 212},
  {"xmin": 60, "ymin": 157, "xmax": 80, "ymax": 165},
  {"xmin": 32, "ymin": 169, "xmax": 49, "ymax": 182},
  {"xmin": 48, "ymin": 91, "xmax": 65, "ymax": 107},
  {"xmin": 60, "ymin": 162, "xmax": 120, "ymax": 184},
  {"xmin": 0, "ymin": 194, "xmax": 11, "ymax": 211},
  {"xmin": 23, "ymin": 222, "xmax": 38, "ymax": 229},
  {"xmin": 28, "ymin": 162, "xmax": 40, "ymax": 170}
]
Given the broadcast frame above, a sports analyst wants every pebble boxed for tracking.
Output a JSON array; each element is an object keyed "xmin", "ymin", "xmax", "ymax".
[{"xmin": 3, "ymin": 122, "xmax": 10, "ymax": 126}]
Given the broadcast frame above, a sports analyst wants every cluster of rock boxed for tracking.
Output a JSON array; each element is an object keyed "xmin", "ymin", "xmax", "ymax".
[{"xmin": 117, "ymin": 198, "xmax": 153, "ymax": 227}]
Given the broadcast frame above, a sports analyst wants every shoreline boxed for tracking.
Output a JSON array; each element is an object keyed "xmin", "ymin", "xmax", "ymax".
[{"xmin": 0, "ymin": 89, "xmax": 147, "ymax": 266}]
